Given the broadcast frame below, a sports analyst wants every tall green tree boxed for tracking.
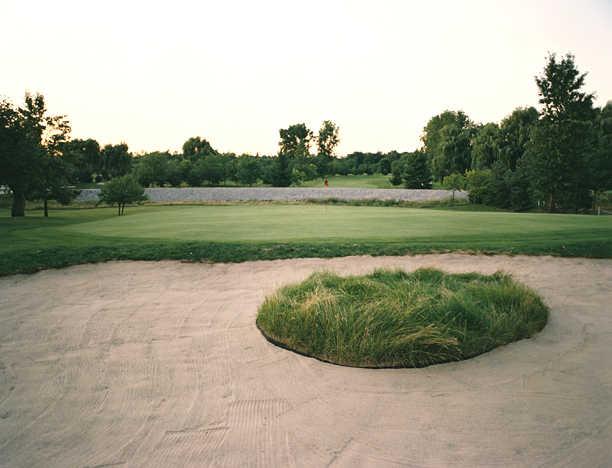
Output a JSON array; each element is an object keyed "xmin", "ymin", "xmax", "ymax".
[
  {"xmin": 62, "ymin": 138, "xmax": 102, "ymax": 182},
  {"xmin": 271, "ymin": 152, "xmax": 292, "ymax": 187},
  {"xmin": 272, "ymin": 123, "xmax": 313, "ymax": 186},
  {"xmin": 526, "ymin": 119, "xmax": 595, "ymax": 211},
  {"xmin": 101, "ymin": 143, "xmax": 132, "ymax": 179},
  {"xmin": 401, "ymin": 151, "xmax": 431, "ymax": 189},
  {"xmin": 498, "ymin": 107, "xmax": 539, "ymax": 170},
  {"xmin": 316, "ymin": 120, "xmax": 339, "ymax": 177},
  {"xmin": 236, "ymin": 156, "xmax": 260, "ymax": 186},
  {"xmin": 422, "ymin": 110, "xmax": 474, "ymax": 180},
  {"xmin": 535, "ymin": 53, "xmax": 596, "ymax": 122},
  {"xmin": 182, "ymin": 136, "xmax": 217, "ymax": 159},
  {"xmin": 0, "ymin": 93, "xmax": 71, "ymax": 217},
  {"xmin": 389, "ymin": 159, "xmax": 403, "ymax": 185},
  {"xmin": 134, "ymin": 152, "xmax": 171, "ymax": 187},
  {"xmin": 435, "ymin": 123, "xmax": 474, "ymax": 179},
  {"xmin": 317, "ymin": 120, "xmax": 339, "ymax": 156},
  {"xmin": 279, "ymin": 123, "xmax": 313, "ymax": 159},
  {"xmin": 199, "ymin": 154, "xmax": 226, "ymax": 185},
  {"xmin": 30, "ymin": 155, "xmax": 79, "ymax": 217},
  {"xmin": 525, "ymin": 53, "xmax": 597, "ymax": 212},
  {"xmin": 592, "ymin": 102, "xmax": 612, "ymax": 211},
  {"xmin": 470, "ymin": 123, "xmax": 500, "ymax": 169}
]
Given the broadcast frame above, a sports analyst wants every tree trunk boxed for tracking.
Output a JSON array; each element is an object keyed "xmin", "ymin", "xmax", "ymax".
[
  {"xmin": 43, "ymin": 198, "xmax": 49, "ymax": 217},
  {"xmin": 118, "ymin": 204, "xmax": 121, "ymax": 216},
  {"xmin": 548, "ymin": 193, "xmax": 554, "ymax": 213},
  {"xmin": 11, "ymin": 190, "xmax": 26, "ymax": 217}
]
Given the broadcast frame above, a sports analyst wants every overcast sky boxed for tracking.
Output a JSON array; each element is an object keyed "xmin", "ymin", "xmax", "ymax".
[{"xmin": 3, "ymin": 0, "xmax": 612, "ymax": 155}]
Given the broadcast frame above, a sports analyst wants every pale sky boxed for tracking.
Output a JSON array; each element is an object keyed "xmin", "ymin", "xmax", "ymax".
[{"xmin": 3, "ymin": 0, "xmax": 612, "ymax": 155}]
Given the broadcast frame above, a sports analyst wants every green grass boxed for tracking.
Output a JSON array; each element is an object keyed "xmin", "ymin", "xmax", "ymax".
[
  {"xmin": 300, "ymin": 174, "xmax": 396, "ymax": 188},
  {"xmin": 1, "ymin": 204, "xmax": 611, "ymax": 276},
  {"xmin": 256, "ymin": 268, "xmax": 549, "ymax": 368},
  {"xmin": 300, "ymin": 174, "xmax": 445, "ymax": 189}
]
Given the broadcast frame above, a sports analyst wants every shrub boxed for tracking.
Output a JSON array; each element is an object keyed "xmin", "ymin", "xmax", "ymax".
[
  {"xmin": 99, "ymin": 175, "xmax": 146, "ymax": 215},
  {"xmin": 465, "ymin": 169, "xmax": 492, "ymax": 204},
  {"xmin": 442, "ymin": 172, "xmax": 466, "ymax": 201}
]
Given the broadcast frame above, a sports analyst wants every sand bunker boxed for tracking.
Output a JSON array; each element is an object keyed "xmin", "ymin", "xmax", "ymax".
[{"xmin": 0, "ymin": 254, "xmax": 611, "ymax": 467}]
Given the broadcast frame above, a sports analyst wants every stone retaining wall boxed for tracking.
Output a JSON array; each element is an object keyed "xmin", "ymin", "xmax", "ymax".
[{"xmin": 76, "ymin": 187, "xmax": 467, "ymax": 203}]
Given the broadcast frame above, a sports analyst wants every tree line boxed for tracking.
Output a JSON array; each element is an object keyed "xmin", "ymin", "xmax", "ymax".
[
  {"xmin": 1, "ymin": 52, "xmax": 610, "ymax": 216},
  {"xmin": 392, "ymin": 53, "xmax": 612, "ymax": 212}
]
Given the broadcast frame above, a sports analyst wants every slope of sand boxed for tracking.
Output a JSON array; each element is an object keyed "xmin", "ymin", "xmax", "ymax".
[{"xmin": 0, "ymin": 254, "xmax": 611, "ymax": 467}]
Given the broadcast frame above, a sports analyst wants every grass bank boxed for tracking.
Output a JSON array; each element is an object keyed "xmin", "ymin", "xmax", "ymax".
[{"xmin": 256, "ymin": 268, "xmax": 549, "ymax": 368}]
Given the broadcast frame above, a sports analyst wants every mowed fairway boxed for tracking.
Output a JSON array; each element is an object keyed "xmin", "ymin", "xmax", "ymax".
[
  {"xmin": 2, "ymin": 204, "xmax": 611, "ymax": 275},
  {"xmin": 300, "ymin": 173, "xmax": 396, "ymax": 188}
]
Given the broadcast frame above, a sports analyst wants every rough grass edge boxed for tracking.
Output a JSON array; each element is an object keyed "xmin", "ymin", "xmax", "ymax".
[{"xmin": 2, "ymin": 238, "xmax": 611, "ymax": 277}]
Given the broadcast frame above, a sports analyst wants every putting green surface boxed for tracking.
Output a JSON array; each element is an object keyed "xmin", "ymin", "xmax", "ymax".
[
  {"xmin": 2, "ymin": 204, "xmax": 611, "ymax": 275},
  {"xmin": 52, "ymin": 205, "xmax": 612, "ymax": 242}
]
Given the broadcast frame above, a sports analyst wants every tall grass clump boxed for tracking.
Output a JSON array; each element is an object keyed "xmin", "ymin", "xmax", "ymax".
[{"xmin": 256, "ymin": 268, "xmax": 548, "ymax": 368}]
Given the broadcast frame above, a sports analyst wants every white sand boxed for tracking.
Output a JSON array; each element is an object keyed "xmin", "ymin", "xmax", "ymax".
[{"xmin": 0, "ymin": 254, "xmax": 611, "ymax": 467}]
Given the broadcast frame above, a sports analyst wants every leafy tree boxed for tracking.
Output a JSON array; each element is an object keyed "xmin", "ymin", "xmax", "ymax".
[
  {"xmin": 317, "ymin": 120, "xmax": 340, "ymax": 156},
  {"xmin": 435, "ymin": 124, "xmax": 474, "ymax": 179},
  {"xmin": 236, "ymin": 156, "xmax": 260, "ymax": 186},
  {"xmin": 507, "ymin": 159, "xmax": 534, "ymax": 211},
  {"xmin": 0, "ymin": 93, "xmax": 71, "ymax": 217},
  {"xmin": 134, "ymin": 152, "xmax": 171, "ymax": 187},
  {"xmin": 30, "ymin": 155, "xmax": 79, "ymax": 217},
  {"xmin": 272, "ymin": 123, "xmax": 313, "ymax": 186},
  {"xmin": 498, "ymin": 107, "xmax": 539, "ymax": 170},
  {"xmin": 316, "ymin": 120, "xmax": 339, "ymax": 177},
  {"xmin": 485, "ymin": 161, "xmax": 512, "ymax": 208},
  {"xmin": 525, "ymin": 53, "xmax": 597, "ymax": 211},
  {"xmin": 0, "ymin": 99, "xmax": 28, "ymax": 216},
  {"xmin": 187, "ymin": 159, "xmax": 206, "ymax": 186},
  {"xmin": 165, "ymin": 157, "xmax": 184, "ymax": 186},
  {"xmin": 389, "ymin": 159, "xmax": 403, "ymax": 185},
  {"xmin": 442, "ymin": 172, "xmax": 466, "ymax": 201},
  {"xmin": 258, "ymin": 156, "xmax": 277, "ymax": 185},
  {"xmin": 221, "ymin": 154, "xmax": 237, "ymax": 184},
  {"xmin": 464, "ymin": 170, "xmax": 491, "ymax": 204},
  {"xmin": 591, "ymin": 103, "xmax": 612, "ymax": 212},
  {"xmin": 101, "ymin": 143, "xmax": 132, "ymax": 179},
  {"xmin": 401, "ymin": 151, "xmax": 431, "ymax": 189},
  {"xmin": 99, "ymin": 175, "xmax": 146, "ymax": 215},
  {"xmin": 271, "ymin": 152, "xmax": 292, "ymax": 187},
  {"xmin": 525, "ymin": 119, "xmax": 595, "ymax": 211},
  {"xmin": 536, "ymin": 53, "xmax": 596, "ymax": 122},
  {"xmin": 182, "ymin": 136, "xmax": 217, "ymax": 159},
  {"xmin": 471, "ymin": 123, "xmax": 500, "ymax": 169},
  {"xmin": 422, "ymin": 110, "xmax": 473, "ymax": 180},
  {"xmin": 200, "ymin": 154, "xmax": 226, "ymax": 185},
  {"xmin": 279, "ymin": 123, "xmax": 313, "ymax": 159},
  {"xmin": 291, "ymin": 161, "xmax": 318, "ymax": 185},
  {"xmin": 379, "ymin": 154, "xmax": 394, "ymax": 175},
  {"xmin": 62, "ymin": 138, "xmax": 102, "ymax": 182}
]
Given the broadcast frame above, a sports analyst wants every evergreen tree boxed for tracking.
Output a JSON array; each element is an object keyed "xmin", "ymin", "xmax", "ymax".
[
  {"xmin": 271, "ymin": 152, "xmax": 292, "ymax": 187},
  {"xmin": 401, "ymin": 152, "xmax": 432, "ymax": 189}
]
